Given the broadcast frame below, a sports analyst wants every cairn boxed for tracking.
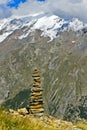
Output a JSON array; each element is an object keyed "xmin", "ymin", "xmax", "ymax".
[{"xmin": 30, "ymin": 68, "xmax": 44, "ymax": 117}]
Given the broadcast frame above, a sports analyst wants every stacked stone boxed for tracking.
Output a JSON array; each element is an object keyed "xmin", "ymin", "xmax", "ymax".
[{"xmin": 30, "ymin": 68, "xmax": 44, "ymax": 117}]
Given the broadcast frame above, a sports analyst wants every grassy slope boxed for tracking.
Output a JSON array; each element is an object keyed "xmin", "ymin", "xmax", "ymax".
[{"xmin": 0, "ymin": 109, "xmax": 87, "ymax": 130}]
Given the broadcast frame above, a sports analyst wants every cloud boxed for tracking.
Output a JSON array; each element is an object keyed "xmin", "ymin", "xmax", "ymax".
[
  {"xmin": 10, "ymin": 0, "xmax": 87, "ymax": 22},
  {"xmin": 0, "ymin": 0, "xmax": 12, "ymax": 19},
  {"xmin": 7, "ymin": 0, "xmax": 27, "ymax": 8},
  {"xmin": 0, "ymin": 0, "xmax": 87, "ymax": 22},
  {"xmin": 11, "ymin": 0, "xmax": 45, "ymax": 16},
  {"xmin": 0, "ymin": 4, "xmax": 12, "ymax": 19},
  {"xmin": 68, "ymin": 0, "xmax": 83, "ymax": 4},
  {"xmin": 0, "ymin": 0, "xmax": 8, "ymax": 4}
]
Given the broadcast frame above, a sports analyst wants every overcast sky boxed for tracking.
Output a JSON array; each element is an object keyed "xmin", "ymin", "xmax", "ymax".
[{"xmin": 0, "ymin": 0, "xmax": 87, "ymax": 22}]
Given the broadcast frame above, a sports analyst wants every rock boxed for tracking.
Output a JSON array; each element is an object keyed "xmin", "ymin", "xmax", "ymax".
[
  {"xmin": 17, "ymin": 108, "xmax": 28, "ymax": 115},
  {"xmin": 13, "ymin": 111, "xmax": 19, "ymax": 116},
  {"xmin": 9, "ymin": 109, "xmax": 19, "ymax": 115},
  {"xmin": 9, "ymin": 109, "xmax": 15, "ymax": 113}
]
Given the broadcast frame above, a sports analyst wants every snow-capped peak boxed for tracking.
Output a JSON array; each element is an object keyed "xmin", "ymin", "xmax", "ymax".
[
  {"xmin": 32, "ymin": 15, "xmax": 66, "ymax": 40},
  {"xmin": 0, "ymin": 13, "xmax": 87, "ymax": 43},
  {"xmin": 69, "ymin": 18, "xmax": 85, "ymax": 31}
]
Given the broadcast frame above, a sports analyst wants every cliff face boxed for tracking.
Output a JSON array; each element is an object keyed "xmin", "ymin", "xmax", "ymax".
[{"xmin": 0, "ymin": 30, "xmax": 87, "ymax": 121}]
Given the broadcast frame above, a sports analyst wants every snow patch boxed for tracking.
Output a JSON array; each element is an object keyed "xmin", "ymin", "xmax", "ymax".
[
  {"xmin": 18, "ymin": 31, "xmax": 30, "ymax": 39},
  {"xmin": 32, "ymin": 15, "xmax": 67, "ymax": 40},
  {"xmin": 69, "ymin": 18, "xmax": 85, "ymax": 31},
  {"xmin": 0, "ymin": 32, "xmax": 12, "ymax": 42}
]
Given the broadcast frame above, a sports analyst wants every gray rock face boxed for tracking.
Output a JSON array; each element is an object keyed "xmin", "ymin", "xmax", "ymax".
[{"xmin": 0, "ymin": 30, "xmax": 87, "ymax": 121}]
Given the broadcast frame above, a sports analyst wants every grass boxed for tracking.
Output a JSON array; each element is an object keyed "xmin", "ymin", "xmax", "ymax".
[
  {"xmin": 0, "ymin": 109, "xmax": 87, "ymax": 130},
  {"xmin": 0, "ymin": 109, "xmax": 57, "ymax": 130},
  {"xmin": 76, "ymin": 120, "xmax": 87, "ymax": 130}
]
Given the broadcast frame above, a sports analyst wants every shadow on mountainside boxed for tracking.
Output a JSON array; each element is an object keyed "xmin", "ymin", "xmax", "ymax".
[
  {"xmin": 3, "ymin": 88, "xmax": 31, "ymax": 110},
  {"xmin": 64, "ymin": 96, "xmax": 87, "ymax": 122}
]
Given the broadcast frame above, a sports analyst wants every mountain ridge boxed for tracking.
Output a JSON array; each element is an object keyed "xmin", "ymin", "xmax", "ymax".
[{"xmin": 0, "ymin": 13, "xmax": 87, "ymax": 43}]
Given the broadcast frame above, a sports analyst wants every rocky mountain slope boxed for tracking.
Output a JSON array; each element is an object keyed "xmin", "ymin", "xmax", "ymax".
[{"xmin": 0, "ymin": 13, "xmax": 87, "ymax": 122}]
